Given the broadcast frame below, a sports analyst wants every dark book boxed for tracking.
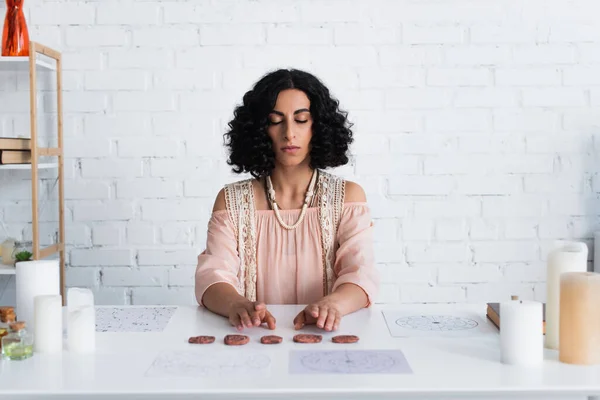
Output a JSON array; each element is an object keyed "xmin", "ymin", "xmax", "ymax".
[
  {"xmin": 486, "ymin": 302, "xmax": 546, "ymax": 334},
  {"xmin": 0, "ymin": 150, "xmax": 31, "ymax": 164}
]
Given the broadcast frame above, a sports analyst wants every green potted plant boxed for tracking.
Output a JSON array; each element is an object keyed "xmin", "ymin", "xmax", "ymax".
[{"xmin": 13, "ymin": 250, "xmax": 32, "ymax": 262}]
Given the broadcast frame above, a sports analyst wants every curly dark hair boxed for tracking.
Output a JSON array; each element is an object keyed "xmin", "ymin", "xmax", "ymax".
[{"xmin": 223, "ymin": 69, "xmax": 354, "ymax": 178}]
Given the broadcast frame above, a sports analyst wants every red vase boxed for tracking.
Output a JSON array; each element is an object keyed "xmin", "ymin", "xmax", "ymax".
[{"xmin": 2, "ymin": 0, "xmax": 29, "ymax": 56}]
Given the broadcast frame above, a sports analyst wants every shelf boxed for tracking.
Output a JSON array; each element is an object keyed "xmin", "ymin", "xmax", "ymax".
[
  {"xmin": 0, "ymin": 264, "xmax": 16, "ymax": 275},
  {"xmin": 0, "ymin": 56, "xmax": 55, "ymax": 71},
  {"xmin": 0, "ymin": 42, "xmax": 65, "ymax": 302},
  {"xmin": 0, "ymin": 163, "xmax": 58, "ymax": 170}
]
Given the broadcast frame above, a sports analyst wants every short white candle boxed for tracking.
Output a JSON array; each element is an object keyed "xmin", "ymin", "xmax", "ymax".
[
  {"xmin": 500, "ymin": 299, "xmax": 544, "ymax": 366},
  {"xmin": 67, "ymin": 288, "xmax": 96, "ymax": 353},
  {"xmin": 33, "ymin": 294, "xmax": 63, "ymax": 353}
]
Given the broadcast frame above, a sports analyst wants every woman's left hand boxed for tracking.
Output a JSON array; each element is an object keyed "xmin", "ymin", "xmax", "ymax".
[{"xmin": 293, "ymin": 297, "xmax": 344, "ymax": 331}]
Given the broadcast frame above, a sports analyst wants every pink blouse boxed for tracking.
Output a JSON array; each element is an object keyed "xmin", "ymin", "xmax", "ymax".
[{"xmin": 194, "ymin": 202, "xmax": 379, "ymax": 307}]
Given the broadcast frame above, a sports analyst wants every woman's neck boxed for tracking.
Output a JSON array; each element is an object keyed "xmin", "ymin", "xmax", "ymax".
[{"xmin": 268, "ymin": 164, "xmax": 316, "ymax": 202}]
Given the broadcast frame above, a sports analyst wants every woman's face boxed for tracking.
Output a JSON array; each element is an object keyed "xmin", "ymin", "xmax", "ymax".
[{"xmin": 266, "ymin": 89, "xmax": 313, "ymax": 168}]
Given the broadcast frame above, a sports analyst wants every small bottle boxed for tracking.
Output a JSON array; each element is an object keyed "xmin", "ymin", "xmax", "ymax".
[
  {"xmin": 1, "ymin": 321, "xmax": 33, "ymax": 360},
  {"xmin": 0, "ymin": 308, "xmax": 15, "ymax": 352},
  {"xmin": 0, "ymin": 328, "xmax": 7, "ymax": 352}
]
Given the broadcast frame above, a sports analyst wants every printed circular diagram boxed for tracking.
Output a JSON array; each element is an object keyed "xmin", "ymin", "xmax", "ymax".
[
  {"xmin": 395, "ymin": 315, "xmax": 478, "ymax": 331},
  {"xmin": 146, "ymin": 351, "xmax": 271, "ymax": 377},
  {"xmin": 300, "ymin": 351, "xmax": 397, "ymax": 374},
  {"xmin": 228, "ymin": 354, "xmax": 271, "ymax": 371}
]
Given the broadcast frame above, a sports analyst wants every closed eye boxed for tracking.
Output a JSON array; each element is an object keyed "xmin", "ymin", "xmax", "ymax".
[{"xmin": 269, "ymin": 120, "xmax": 308, "ymax": 125}]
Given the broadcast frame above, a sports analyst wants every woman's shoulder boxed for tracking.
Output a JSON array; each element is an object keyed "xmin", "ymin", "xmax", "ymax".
[
  {"xmin": 212, "ymin": 178, "xmax": 260, "ymax": 213},
  {"xmin": 212, "ymin": 188, "xmax": 228, "ymax": 213},
  {"xmin": 318, "ymin": 170, "xmax": 366, "ymax": 204},
  {"xmin": 343, "ymin": 180, "xmax": 367, "ymax": 203}
]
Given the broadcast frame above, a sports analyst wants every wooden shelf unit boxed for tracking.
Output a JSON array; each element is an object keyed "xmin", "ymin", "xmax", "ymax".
[{"xmin": 0, "ymin": 42, "xmax": 65, "ymax": 302}]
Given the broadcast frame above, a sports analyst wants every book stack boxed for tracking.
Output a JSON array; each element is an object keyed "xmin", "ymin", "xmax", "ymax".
[{"xmin": 0, "ymin": 137, "xmax": 31, "ymax": 165}]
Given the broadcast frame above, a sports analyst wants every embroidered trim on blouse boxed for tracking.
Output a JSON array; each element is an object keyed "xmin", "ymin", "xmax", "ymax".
[
  {"xmin": 224, "ymin": 179, "xmax": 258, "ymax": 302},
  {"xmin": 317, "ymin": 170, "xmax": 345, "ymax": 295}
]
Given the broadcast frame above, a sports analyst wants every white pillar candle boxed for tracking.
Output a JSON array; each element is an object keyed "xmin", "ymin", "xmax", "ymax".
[
  {"xmin": 67, "ymin": 288, "xmax": 95, "ymax": 353},
  {"xmin": 33, "ymin": 294, "xmax": 63, "ymax": 353},
  {"xmin": 500, "ymin": 299, "xmax": 544, "ymax": 366},
  {"xmin": 15, "ymin": 260, "xmax": 60, "ymax": 330},
  {"xmin": 559, "ymin": 272, "xmax": 600, "ymax": 365},
  {"xmin": 545, "ymin": 241, "xmax": 587, "ymax": 350}
]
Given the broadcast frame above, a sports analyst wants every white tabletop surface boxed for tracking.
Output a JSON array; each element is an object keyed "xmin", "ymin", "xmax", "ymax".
[{"xmin": 0, "ymin": 303, "xmax": 599, "ymax": 399}]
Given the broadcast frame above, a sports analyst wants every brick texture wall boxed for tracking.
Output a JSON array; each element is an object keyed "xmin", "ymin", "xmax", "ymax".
[{"xmin": 0, "ymin": 0, "xmax": 599, "ymax": 307}]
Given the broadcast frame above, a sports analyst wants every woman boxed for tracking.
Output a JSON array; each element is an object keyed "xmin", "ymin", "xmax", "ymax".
[{"xmin": 195, "ymin": 69, "xmax": 379, "ymax": 332}]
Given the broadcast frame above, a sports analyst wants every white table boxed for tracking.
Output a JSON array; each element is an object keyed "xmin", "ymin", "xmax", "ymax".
[{"xmin": 0, "ymin": 303, "xmax": 599, "ymax": 399}]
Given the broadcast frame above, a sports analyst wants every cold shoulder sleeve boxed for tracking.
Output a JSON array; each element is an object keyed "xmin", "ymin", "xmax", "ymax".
[
  {"xmin": 194, "ymin": 211, "xmax": 241, "ymax": 306},
  {"xmin": 332, "ymin": 203, "xmax": 380, "ymax": 307}
]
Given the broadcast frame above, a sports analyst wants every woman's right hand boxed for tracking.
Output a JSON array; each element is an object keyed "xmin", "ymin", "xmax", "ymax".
[{"xmin": 228, "ymin": 301, "xmax": 276, "ymax": 331}]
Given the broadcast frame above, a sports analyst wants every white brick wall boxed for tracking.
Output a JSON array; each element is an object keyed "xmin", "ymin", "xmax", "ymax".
[{"xmin": 0, "ymin": 0, "xmax": 599, "ymax": 307}]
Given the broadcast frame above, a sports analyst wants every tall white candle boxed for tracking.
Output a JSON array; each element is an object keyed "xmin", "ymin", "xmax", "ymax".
[
  {"xmin": 16, "ymin": 260, "xmax": 60, "ymax": 330},
  {"xmin": 33, "ymin": 294, "xmax": 63, "ymax": 353},
  {"xmin": 545, "ymin": 241, "xmax": 587, "ymax": 350},
  {"xmin": 67, "ymin": 288, "xmax": 95, "ymax": 353},
  {"xmin": 500, "ymin": 299, "xmax": 544, "ymax": 366}
]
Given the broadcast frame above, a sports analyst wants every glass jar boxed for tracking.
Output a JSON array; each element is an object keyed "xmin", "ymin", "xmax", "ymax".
[
  {"xmin": 0, "ymin": 238, "xmax": 15, "ymax": 265},
  {"xmin": 1, "ymin": 321, "xmax": 33, "ymax": 360}
]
